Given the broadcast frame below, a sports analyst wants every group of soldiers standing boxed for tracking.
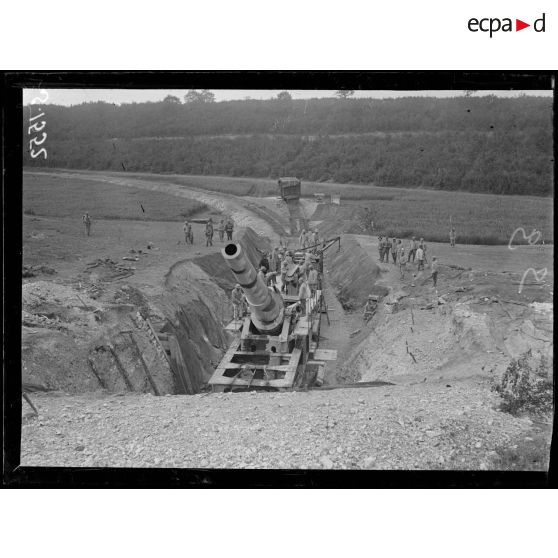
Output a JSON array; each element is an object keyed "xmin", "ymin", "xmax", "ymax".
[
  {"xmin": 299, "ymin": 228, "xmax": 320, "ymax": 249},
  {"xmin": 377, "ymin": 235, "xmax": 439, "ymax": 287},
  {"xmin": 361, "ymin": 232, "xmax": 443, "ymax": 324},
  {"xmin": 80, "ymin": 211, "xmax": 237, "ymax": 250},
  {"xmin": 182, "ymin": 217, "xmax": 235, "ymax": 247}
]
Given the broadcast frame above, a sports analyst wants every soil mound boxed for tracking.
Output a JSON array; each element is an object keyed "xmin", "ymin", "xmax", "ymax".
[{"xmin": 342, "ymin": 275, "xmax": 553, "ymax": 385}]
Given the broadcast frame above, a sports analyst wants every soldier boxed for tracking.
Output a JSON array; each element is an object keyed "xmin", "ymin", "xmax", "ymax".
[
  {"xmin": 225, "ymin": 218, "xmax": 234, "ymax": 240},
  {"xmin": 391, "ymin": 238, "xmax": 398, "ymax": 264},
  {"xmin": 205, "ymin": 218, "xmax": 214, "ymax": 247},
  {"xmin": 217, "ymin": 219, "xmax": 225, "ymax": 242},
  {"xmin": 312, "ymin": 229, "xmax": 319, "ymax": 247},
  {"xmin": 275, "ymin": 249, "xmax": 283, "ymax": 273},
  {"xmin": 398, "ymin": 247, "xmax": 406, "ymax": 278},
  {"xmin": 257, "ymin": 266, "xmax": 267, "ymax": 286},
  {"xmin": 298, "ymin": 276, "xmax": 311, "ymax": 316},
  {"xmin": 280, "ymin": 253, "xmax": 291, "ymax": 293},
  {"xmin": 419, "ymin": 238, "xmax": 428, "ymax": 263},
  {"xmin": 378, "ymin": 236, "xmax": 384, "ymax": 261},
  {"xmin": 307, "ymin": 264, "xmax": 319, "ymax": 297},
  {"xmin": 363, "ymin": 295, "xmax": 377, "ymax": 324},
  {"xmin": 384, "ymin": 237, "xmax": 392, "ymax": 264},
  {"xmin": 231, "ymin": 284, "xmax": 244, "ymax": 321},
  {"xmin": 183, "ymin": 220, "xmax": 191, "ymax": 244},
  {"xmin": 266, "ymin": 270, "xmax": 279, "ymax": 287},
  {"xmin": 268, "ymin": 248, "xmax": 277, "ymax": 274},
  {"xmin": 407, "ymin": 236, "xmax": 417, "ymax": 263},
  {"xmin": 449, "ymin": 227, "xmax": 456, "ymax": 247},
  {"xmin": 275, "ymin": 247, "xmax": 283, "ymax": 273},
  {"xmin": 416, "ymin": 244, "xmax": 425, "ymax": 271},
  {"xmin": 258, "ymin": 250, "xmax": 270, "ymax": 272},
  {"xmin": 82, "ymin": 212, "xmax": 92, "ymax": 236},
  {"xmin": 284, "ymin": 256, "xmax": 298, "ymax": 296}
]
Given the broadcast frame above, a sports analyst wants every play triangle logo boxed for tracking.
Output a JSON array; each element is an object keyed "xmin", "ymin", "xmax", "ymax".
[{"xmin": 468, "ymin": 13, "xmax": 546, "ymax": 37}]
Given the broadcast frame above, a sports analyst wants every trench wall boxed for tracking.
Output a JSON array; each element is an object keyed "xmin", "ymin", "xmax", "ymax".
[{"xmin": 324, "ymin": 235, "xmax": 388, "ymax": 311}]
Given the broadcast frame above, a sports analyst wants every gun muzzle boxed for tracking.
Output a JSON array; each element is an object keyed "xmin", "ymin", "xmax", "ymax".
[{"xmin": 222, "ymin": 243, "xmax": 284, "ymax": 334}]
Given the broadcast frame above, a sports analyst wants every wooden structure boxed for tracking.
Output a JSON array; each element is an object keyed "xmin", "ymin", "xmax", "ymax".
[
  {"xmin": 209, "ymin": 288, "xmax": 336, "ymax": 392},
  {"xmin": 277, "ymin": 177, "xmax": 301, "ymax": 201},
  {"xmin": 134, "ymin": 312, "xmax": 199, "ymax": 395}
]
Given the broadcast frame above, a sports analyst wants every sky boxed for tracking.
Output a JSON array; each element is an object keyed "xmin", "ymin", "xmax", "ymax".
[{"xmin": 22, "ymin": 88, "xmax": 552, "ymax": 106}]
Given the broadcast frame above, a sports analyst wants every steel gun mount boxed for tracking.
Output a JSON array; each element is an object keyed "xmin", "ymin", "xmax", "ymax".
[
  {"xmin": 222, "ymin": 242, "xmax": 285, "ymax": 335},
  {"xmin": 209, "ymin": 241, "xmax": 338, "ymax": 391}
]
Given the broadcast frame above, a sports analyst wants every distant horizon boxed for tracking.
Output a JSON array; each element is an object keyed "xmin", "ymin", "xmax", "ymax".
[{"xmin": 23, "ymin": 88, "xmax": 553, "ymax": 107}]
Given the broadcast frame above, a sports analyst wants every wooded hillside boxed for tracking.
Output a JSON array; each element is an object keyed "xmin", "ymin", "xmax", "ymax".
[{"xmin": 24, "ymin": 95, "xmax": 553, "ymax": 196}]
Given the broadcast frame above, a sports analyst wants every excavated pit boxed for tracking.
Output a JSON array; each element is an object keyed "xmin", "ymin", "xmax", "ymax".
[
  {"xmin": 22, "ymin": 215, "xmax": 553, "ymax": 398},
  {"xmin": 21, "ymin": 227, "xmax": 273, "ymax": 396}
]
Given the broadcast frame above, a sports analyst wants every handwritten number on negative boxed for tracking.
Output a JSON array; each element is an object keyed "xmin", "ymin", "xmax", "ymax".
[
  {"xmin": 30, "ymin": 90, "xmax": 49, "ymax": 105},
  {"xmin": 28, "ymin": 121, "xmax": 46, "ymax": 134},
  {"xmin": 29, "ymin": 132, "xmax": 47, "ymax": 148},
  {"xmin": 30, "ymin": 147, "xmax": 47, "ymax": 159}
]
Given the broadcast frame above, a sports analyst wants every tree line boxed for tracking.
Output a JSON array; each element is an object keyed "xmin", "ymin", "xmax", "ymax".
[{"xmin": 24, "ymin": 95, "xmax": 553, "ymax": 196}]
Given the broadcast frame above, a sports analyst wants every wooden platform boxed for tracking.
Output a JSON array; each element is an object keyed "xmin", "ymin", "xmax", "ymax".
[
  {"xmin": 225, "ymin": 319, "xmax": 244, "ymax": 332},
  {"xmin": 209, "ymin": 286, "xmax": 336, "ymax": 391}
]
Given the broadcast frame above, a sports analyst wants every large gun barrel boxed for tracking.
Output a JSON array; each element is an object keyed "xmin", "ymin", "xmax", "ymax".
[{"xmin": 222, "ymin": 242, "xmax": 284, "ymax": 334}]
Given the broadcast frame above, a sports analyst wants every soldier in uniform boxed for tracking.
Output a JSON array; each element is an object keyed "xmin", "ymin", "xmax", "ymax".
[
  {"xmin": 384, "ymin": 237, "xmax": 392, "ymax": 264},
  {"xmin": 183, "ymin": 220, "xmax": 193, "ymax": 244},
  {"xmin": 205, "ymin": 218, "xmax": 214, "ymax": 247},
  {"xmin": 307, "ymin": 264, "xmax": 319, "ymax": 297},
  {"xmin": 449, "ymin": 228, "xmax": 456, "ymax": 247},
  {"xmin": 391, "ymin": 238, "xmax": 398, "ymax": 264},
  {"xmin": 231, "ymin": 284, "xmax": 244, "ymax": 321},
  {"xmin": 83, "ymin": 212, "xmax": 92, "ymax": 236},
  {"xmin": 217, "ymin": 219, "xmax": 225, "ymax": 242},
  {"xmin": 363, "ymin": 295, "xmax": 378, "ymax": 324},
  {"xmin": 407, "ymin": 236, "xmax": 417, "ymax": 263},
  {"xmin": 398, "ymin": 247, "xmax": 407, "ymax": 278},
  {"xmin": 225, "ymin": 218, "xmax": 234, "ymax": 240}
]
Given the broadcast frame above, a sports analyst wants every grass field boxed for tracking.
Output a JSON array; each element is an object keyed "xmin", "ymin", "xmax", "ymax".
[
  {"xmin": 24, "ymin": 169, "xmax": 554, "ymax": 245},
  {"xmin": 101, "ymin": 170, "xmax": 553, "ymax": 245},
  {"xmin": 338, "ymin": 189, "xmax": 553, "ymax": 245},
  {"xmin": 23, "ymin": 173, "xmax": 210, "ymax": 222}
]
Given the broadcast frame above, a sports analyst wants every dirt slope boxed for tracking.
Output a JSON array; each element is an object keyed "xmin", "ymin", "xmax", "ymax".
[{"xmin": 324, "ymin": 236, "xmax": 387, "ymax": 310}]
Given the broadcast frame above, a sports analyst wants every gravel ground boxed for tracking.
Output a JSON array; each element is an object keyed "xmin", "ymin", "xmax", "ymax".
[{"xmin": 20, "ymin": 380, "xmax": 544, "ymax": 470}]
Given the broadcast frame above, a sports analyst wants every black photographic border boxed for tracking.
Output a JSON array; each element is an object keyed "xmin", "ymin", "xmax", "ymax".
[{"xmin": 2, "ymin": 70, "xmax": 556, "ymax": 488}]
